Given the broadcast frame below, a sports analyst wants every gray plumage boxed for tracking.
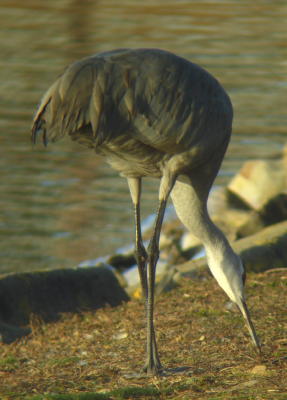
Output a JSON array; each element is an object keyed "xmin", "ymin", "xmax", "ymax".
[
  {"xmin": 32, "ymin": 48, "xmax": 260, "ymax": 376},
  {"xmin": 32, "ymin": 48, "xmax": 232, "ymax": 177}
]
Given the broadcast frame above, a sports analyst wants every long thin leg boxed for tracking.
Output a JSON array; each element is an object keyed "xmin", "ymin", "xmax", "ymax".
[
  {"xmin": 145, "ymin": 171, "xmax": 176, "ymax": 375},
  {"xmin": 127, "ymin": 178, "xmax": 148, "ymax": 296},
  {"xmin": 127, "ymin": 178, "xmax": 161, "ymax": 371}
]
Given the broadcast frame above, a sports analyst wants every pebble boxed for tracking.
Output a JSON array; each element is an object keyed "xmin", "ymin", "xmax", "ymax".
[
  {"xmin": 250, "ymin": 365, "xmax": 267, "ymax": 376},
  {"xmin": 112, "ymin": 331, "xmax": 128, "ymax": 340}
]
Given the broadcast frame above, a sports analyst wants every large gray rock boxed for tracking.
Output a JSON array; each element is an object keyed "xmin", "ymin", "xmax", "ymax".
[
  {"xmin": 234, "ymin": 220, "xmax": 287, "ymax": 272},
  {"xmin": 228, "ymin": 160, "xmax": 285, "ymax": 210},
  {"xmin": 0, "ymin": 266, "xmax": 129, "ymax": 343},
  {"xmin": 237, "ymin": 192, "xmax": 287, "ymax": 237},
  {"xmin": 0, "ymin": 321, "xmax": 30, "ymax": 344}
]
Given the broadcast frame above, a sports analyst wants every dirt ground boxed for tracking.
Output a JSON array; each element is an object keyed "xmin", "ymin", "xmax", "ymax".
[{"xmin": 0, "ymin": 268, "xmax": 286, "ymax": 400}]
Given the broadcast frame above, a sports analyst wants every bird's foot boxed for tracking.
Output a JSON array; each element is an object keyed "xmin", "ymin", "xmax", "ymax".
[
  {"xmin": 140, "ymin": 350, "xmax": 193, "ymax": 376},
  {"xmin": 141, "ymin": 358, "xmax": 164, "ymax": 376},
  {"xmin": 124, "ymin": 357, "xmax": 163, "ymax": 378}
]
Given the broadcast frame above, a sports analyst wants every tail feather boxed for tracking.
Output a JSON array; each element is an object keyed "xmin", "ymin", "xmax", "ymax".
[
  {"xmin": 31, "ymin": 53, "xmax": 144, "ymax": 149},
  {"xmin": 31, "ymin": 96, "xmax": 51, "ymax": 146},
  {"xmin": 31, "ymin": 61, "xmax": 98, "ymax": 147},
  {"xmin": 31, "ymin": 78, "xmax": 61, "ymax": 145}
]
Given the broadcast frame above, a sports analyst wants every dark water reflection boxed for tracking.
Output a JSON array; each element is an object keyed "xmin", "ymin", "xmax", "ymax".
[{"xmin": 0, "ymin": 1, "xmax": 286, "ymax": 273}]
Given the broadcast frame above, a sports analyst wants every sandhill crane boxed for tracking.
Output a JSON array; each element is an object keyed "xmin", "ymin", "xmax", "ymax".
[{"xmin": 32, "ymin": 48, "xmax": 260, "ymax": 376}]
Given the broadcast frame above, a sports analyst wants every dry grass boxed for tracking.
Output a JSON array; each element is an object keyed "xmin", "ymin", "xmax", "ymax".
[{"xmin": 0, "ymin": 269, "xmax": 286, "ymax": 399}]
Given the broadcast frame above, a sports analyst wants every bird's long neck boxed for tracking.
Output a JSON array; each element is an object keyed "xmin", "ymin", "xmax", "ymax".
[
  {"xmin": 198, "ymin": 214, "xmax": 236, "ymax": 275},
  {"xmin": 198, "ymin": 213, "xmax": 232, "ymax": 259},
  {"xmin": 171, "ymin": 180, "xmax": 230, "ymax": 254},
  {"xmin": 189, "ymin": 208, "xmax": 235, "ymax": 271},
  {"xmin": 171, "ymin": 179, "xmax": 244, "ymax": 303},
  {"xmin": 170, "ymin": 179, "xmax": 238, "ymax": 273}
]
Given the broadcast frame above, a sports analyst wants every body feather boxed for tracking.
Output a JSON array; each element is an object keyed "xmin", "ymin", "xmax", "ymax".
[{"xmin": 32, "ymin": 48, "xmax": 232, "ymax": 177}]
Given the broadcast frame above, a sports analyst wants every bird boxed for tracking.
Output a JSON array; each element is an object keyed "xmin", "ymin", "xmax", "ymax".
[{"xmin": 31, "ymin": 48, "xmax": 261, "ymax": 376}]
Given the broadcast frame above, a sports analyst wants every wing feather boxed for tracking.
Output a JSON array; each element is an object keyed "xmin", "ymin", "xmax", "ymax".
[
  {"xmin": 32, "ymin": 48, "xmax": 232, "ymax": 161},
  {"xmin": 31, "ymin": 59, "xmax": 103, "ymax": 146}
]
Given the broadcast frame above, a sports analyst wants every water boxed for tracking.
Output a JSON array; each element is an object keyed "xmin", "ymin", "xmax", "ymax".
[{"xmin": 1, "ymin": 0, "xmax": 286, "ymax": 274}]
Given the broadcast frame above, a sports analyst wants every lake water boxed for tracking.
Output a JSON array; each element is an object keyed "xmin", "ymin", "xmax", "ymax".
[{"xmin": 0, "ymin": 0, "xmax": 286, "ymax": 274}]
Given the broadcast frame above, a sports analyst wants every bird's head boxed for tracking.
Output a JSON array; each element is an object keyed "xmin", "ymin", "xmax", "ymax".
[
  {"xmin": 207, "ymin": 248, "xmax": 261, "ymax": 351},
  {"xmin": 206, "ymin": 246, "xmax": 245, "ymax": 304}
]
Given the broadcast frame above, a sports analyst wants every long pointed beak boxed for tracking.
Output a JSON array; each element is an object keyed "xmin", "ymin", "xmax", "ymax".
[{"xmin": 238, "ymin": 299, "xmax": 261, "ymax": 353}]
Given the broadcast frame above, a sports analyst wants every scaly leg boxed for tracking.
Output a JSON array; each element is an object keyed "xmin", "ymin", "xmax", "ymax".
[
  {"xmin": 144, "ymin": 171, "xmax": 176, "ymax": 375},
  {"xmin": 128, "ymin": 178, "xmax": 148, "ymax": 296},
  {"xmin": 127, "ymin": 178, "xmax": 162, "ymax": 372}
]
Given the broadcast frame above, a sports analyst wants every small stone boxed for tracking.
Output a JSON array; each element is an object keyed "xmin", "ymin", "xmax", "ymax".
[
  {"xmin": 250, "ymin": 365, "xmax": 267, "ymax": 376},
  {"xmin": 113, "ymin": 331, "xmax": 128, "ymax": 340},
  {"xmin": 78, "ymin": 360, "xmax": 88, "ymax": 366},
  {"xmin": 83, "ymin": 333, "xmax": 93, "ymax": 340}
]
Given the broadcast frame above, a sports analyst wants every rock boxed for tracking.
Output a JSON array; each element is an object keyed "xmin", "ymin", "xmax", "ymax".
[
  {"xmin": 0, "ymin": 321, "xmax": 31, "ymax": 344},
  {"xmin": 181, "ymin": 232, "xmax": 201, "ymax": 251},
  {"xmin": 154, "ymin": 266, "xmax": 179, "ymax": 297},
  {"xmin": 126, "ymin": 265, "xmax": 179, "ymax": 299},
  {"xmin": 0, "ymin": 266, "xmax": 129, "ymax": 342},
  {"xmin": 124, "ymin": 260, "xmax": 171, "ymax": 298},
  {"xmin": 159, "ymin": 225, "xmax": 188, "ymax": 266},
  {"xmin": 206, "ymin": 187, "xmax": 243, "ymax": 239},
  {"xmin": 235, "ymin": 220, "xmax": 287, "ymax": 272},
  {"xmin": 174, "ymin": 257, "xmax": 209, "ymax": 281},
  {"xmin": 122, "ymin": 264, "xmax": 140, "ymax": 288},
  {"xmin": 179, "ymin": 232, "xmax": 203, "ymax": 261},
  {"xmin": 237, "ymin": 192, "xmax": 287, "ymax": 238},
  {"xmin": 236, "ymin": 212, "xmax": 265, "ymax": 238},
  {"xmin": 79, "ymin": 259, "xmax": 128, "ymax": 289},
  {"xmin": 112, "ymin": 330, "xmax": 128, "ymax": 340},
  {"xmin": 227, "ymin": 160, "xmax": 285, "ymax": 211},
  {"xmin": 259, "ymin": 192, "xmax": 287, "ymax": 225},
  {"xmin": 145, "ymin": 219, "xmax": 184, "ymax": 249},
  {"xmin": 212, "ymin": 209, "xmax": 250, "ymax": 241},
  {"xmin": 107, "ymin": 253, "xmax": 136, "ymax": 271},
  {"xmin": 159, "ymin": 232, "xmax": 174, "ymax": 250}
]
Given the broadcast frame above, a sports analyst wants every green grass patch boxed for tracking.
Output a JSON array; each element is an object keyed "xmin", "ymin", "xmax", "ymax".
[
  {"xmin": 0, "ymin": 354, "xmax": 20, "ymax": 371},
  {"xmin": 45, "ymin": 356, "xmax": 81, "ymax": 368}
]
